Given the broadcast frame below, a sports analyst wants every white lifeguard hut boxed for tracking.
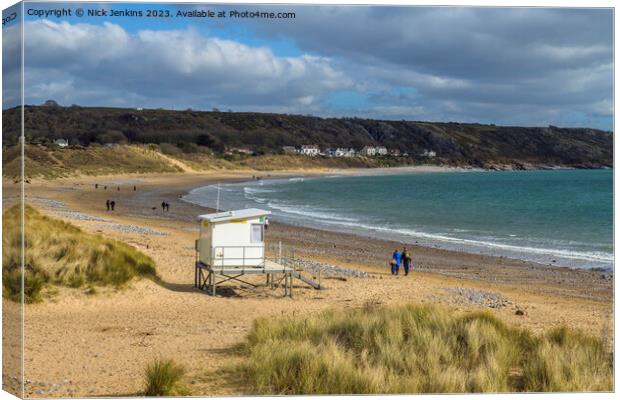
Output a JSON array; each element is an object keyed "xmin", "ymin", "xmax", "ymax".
[
  {"xmin": 197, "ymin": 208, "xmax": 270, "ymax": 267},
  {"xmin": 194, "ymin": 208, "xmax": 321, "ymax": 297}
]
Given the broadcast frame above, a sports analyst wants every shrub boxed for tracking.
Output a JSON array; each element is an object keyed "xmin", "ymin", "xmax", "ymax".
[
  {"xmin": 521, "ymin": 327, "xmax": 613, "ymax": 391},
  {"xmin": 2, "ymin": 205, "xmax": 157, "ymax": 302},
  {"xmin": 233, "ymin": 304, "xmax": 612, "ymax": 394},
  {"xmin": 143, "ymin": 359, "xmax": 187, "ymax": 396},
  {"xmin": 158, "ymin": 143, "xmax": 183, "ymax": 156}
]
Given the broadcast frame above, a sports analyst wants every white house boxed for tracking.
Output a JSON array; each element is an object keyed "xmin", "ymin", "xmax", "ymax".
[
  {"xmin": 282, "ymin": 146, "xmax": 298, "ymax": 154},
  {"xmin": 196, "ymin": 208, "xmax": 271, "ymax": 267},
  {"xmin": 376, "ymin": 146, "xmax": 388, "ymax": 155},
  {"xmin": 360, "ymin": 146, "xmax": 377, "ymax": 156},
  {"xmin": 421, "ymin": 149, "xmax": 437, "ymax": 158},
  {"xmin": 300, "ymin": 145, "xmax": 320, "ymax": 156},
  {"xmin": 229, "ymin": 147, "xmax": 253, "ymax": 155},
  {"xmin": 340, "ymin": 148, "xmax": 357, "ymax": 157},
  {"xmin": 54, "ymin": 138, "xmax": 69, "ymax": 148}
]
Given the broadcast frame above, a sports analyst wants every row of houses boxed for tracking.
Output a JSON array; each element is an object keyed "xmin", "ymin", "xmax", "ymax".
[{"xmin": 283, "ymin": 145, "xmax": 437, "ymax": 158}]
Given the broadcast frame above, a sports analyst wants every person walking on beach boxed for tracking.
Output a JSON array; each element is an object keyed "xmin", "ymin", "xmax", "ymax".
[
  {"xmin": 391, "ymin": 249, "xmax": 402, "ymax": 275},
  {"xmin": 402, "ymin": 248, "xmax": 412, "ymax": 276},
  {"xmin": 106, "ymin": 199, "xmax": 110, "ymax": 211},
  {"xmin": 165, "ymin": 202, "xmax": 170, "ymax": 212},
  {"xmin": 110, "ymin": 200, "xmax": 116, "ymax": 211},
  {"xmin": 161, "ymin": 201, "xmax": 166, "ymax": 212}
]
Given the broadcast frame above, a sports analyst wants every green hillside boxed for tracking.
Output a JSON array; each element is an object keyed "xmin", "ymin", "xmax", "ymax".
[{"xmin": 2, "ymin": 105, "xmax": 613, "ymax": 173}]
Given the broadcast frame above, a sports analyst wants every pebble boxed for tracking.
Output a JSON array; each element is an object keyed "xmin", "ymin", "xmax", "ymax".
[
  {"xmin": 99, "ymin": 223, "xmax": 168, "ymax": 236},
  {"xmin": 445, "ymin": 287, "xmax": 510, "ymax": 309},
  {"xmin": 284, "ymin": 259, "xmax": 370, "ymax": 279},
  {"xmin": 28, "ymin": 197, "xmax": 107, "ymax": 221}
]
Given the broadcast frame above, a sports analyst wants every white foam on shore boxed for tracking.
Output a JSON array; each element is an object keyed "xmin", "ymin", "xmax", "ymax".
[{"xmin": 183, "ymin": 181, "xmax": 613, "ymax": 270}]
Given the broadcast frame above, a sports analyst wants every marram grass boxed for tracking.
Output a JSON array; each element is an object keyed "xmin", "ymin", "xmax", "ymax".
[
  {"xmin": 143, "ymin": 358, "xmax": 188, "ymax": 396},
  {"xmin": 2, "ymin": 205, "xmax": 157, "ymax": 302},
  {"xmin": 232, "ymin": 304, "xmax": 612, "ymax": 394}
]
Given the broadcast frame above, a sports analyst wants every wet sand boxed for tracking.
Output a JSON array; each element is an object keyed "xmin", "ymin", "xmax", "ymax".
[{"xmin": 1, "ymin": 170, "xmax": 614, "ymax": 397}]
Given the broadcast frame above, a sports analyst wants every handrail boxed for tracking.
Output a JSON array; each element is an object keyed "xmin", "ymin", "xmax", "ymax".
[{"xmin": 210, "ymin": 245, "xmax": 266, "ymax": 268}]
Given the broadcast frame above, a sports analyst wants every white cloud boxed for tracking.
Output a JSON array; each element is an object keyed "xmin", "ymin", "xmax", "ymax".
[{"xmin": 20, "ymin": 20, "xmax": 353, "ymax": 111}]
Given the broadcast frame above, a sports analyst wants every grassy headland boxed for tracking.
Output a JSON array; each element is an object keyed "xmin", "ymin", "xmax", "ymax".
[
  {"xmin": 2, "ymin": 105, "xmax": 613, "ymax": 180},
  {"xmin": 233, "ymin": 304, "xmax": 613, "ymax": 394},
  {"xmin": 2, "ymin": 144, "xmax": 393, "ymax": 179},
  {"xmin": 2, "ymin": 205, "xmax": 157, "ymax": 302}
]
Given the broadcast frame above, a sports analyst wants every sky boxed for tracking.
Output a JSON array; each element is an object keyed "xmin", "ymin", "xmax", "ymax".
[{"xmin": 2, "ymin": 2, "xmax": 614, "ymax": 130}]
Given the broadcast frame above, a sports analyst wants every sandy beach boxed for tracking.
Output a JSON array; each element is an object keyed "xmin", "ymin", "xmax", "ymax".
[{"xmin": 2, "ymin": 169, "xmax": 614, "ymax": 397}]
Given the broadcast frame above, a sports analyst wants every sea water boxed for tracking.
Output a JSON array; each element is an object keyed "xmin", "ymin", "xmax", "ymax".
[{"xmin": 183, "ymin": 169, "xmax": 613, "ymax": 271}]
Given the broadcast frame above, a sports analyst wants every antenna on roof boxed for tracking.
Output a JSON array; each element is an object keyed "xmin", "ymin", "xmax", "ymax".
[{"xmin": 215, "ymin": 183, "xmax": 221, "ymax": 212}]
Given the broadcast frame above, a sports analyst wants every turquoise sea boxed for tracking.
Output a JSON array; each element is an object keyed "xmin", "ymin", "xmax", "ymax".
[{"xmin": 184, "ymin": 169, "xmax": 613, "ymax": 271}]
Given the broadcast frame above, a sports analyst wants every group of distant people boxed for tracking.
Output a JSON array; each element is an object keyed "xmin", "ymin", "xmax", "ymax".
[
  {"xmin": 98, "ymin": 183, "xmax": 140, "ymax": 212},
  {"xmin": 390, "ymin": 248, "xmax": 413, "ymax": 276},
  {"xmin": 95, "ymin": 183, "xmax": 137, "ymax": 191},
  {"xmin": 105, "ymin": 200, "xmax": 116, "ymax": 211},
  {"xmin": 97, "ymin": 183, "xmax": 171, "ymax": 213}
]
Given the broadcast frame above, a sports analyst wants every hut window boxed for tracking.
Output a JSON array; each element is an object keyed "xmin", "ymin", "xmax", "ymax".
[{"xmin": 250, "ymin": 224, "xmax": 264, "ymax": 243}]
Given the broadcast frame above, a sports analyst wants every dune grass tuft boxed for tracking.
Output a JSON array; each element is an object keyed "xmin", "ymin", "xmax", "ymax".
[
  {"xmin": 233, "ymin": 304, "xmax": 612, "ymax": 394},
  {"xmin": 2, "ymin": 205, "xmax": 157, "ymax": 302},
  {"xmin": 143, "ymin": 358, "xmax": 188, "ymax": 396}
]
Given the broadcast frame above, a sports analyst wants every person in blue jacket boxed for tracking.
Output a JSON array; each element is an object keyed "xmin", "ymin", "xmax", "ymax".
[{"xmin": 391, "ymin": 249, "xmax": 402, "ymax": 275}]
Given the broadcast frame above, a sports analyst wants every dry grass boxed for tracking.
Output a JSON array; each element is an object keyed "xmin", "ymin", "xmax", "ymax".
[
  {"xmin": 232, "ymin": 304, "xmax": 612, "ymax": 394},
  {"xmin": 2, "ymin": 205, "xmax": 157, "ymax": 302},
  {"xmin": 2, "ymin": 144, "xmax": 182, "ymax": 179},
  {"xmin": 143, "ymin": 359, "xmax": 188, "ymax": 396},
  {"xmin": 2, "ymin": 144, "xmax": 392, "ymax": 179}
]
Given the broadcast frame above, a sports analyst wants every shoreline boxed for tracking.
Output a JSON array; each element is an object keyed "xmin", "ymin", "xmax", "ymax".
[
  {"xmin": 180, "ymin": 169, "xmax": 613, "ymax": 273},
  {"xmin": 11, "ymin": 170, "xmax": 612, "ymax": 299}
]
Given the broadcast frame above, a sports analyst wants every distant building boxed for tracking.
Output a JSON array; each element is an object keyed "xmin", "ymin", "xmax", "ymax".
[
  {"xmin": 340, "ymin": 148, "xmax": 357, "ymax": 157},
  {"xmin": 326, "ymin": 148, "xmax": 357, "ymax": 157},
  {"xmin": 376, "ymin": 146, "xmax": 388, "ymax": 156},
  {"xmin": 229, "ymin": 147, "xmax": 253, "ymax": 155},
  {"xmin": 282, "ymin": 146, "xmax": 298, "ymax": 154},
  {"xmin": 421, "ymin": 149, "xmax": 437, "ymax": 158},
  {"xmin": 360, "ymin": 146, "xmax": 377, "ymax": 156},
  {"xmin": 54, "ymin": 138, "xmax": 69, "ymax": 148},
  {"xmin": 300, "ymin": 145, "xmax": 320, "ymax": 156},
  {"xmin": 389, "ymin": 149, "xmax": 401, "ymax": 157}
]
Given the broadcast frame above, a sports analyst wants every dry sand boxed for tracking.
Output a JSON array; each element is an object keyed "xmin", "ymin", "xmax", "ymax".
[{"xmin": 1, "ymin": 170, "xmax": 614, "ymax": 397}]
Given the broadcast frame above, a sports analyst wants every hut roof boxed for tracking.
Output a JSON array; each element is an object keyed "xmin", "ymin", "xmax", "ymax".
[{"xmin": 197, "ymin": 208, "xmax": 270, "ymax": 223}]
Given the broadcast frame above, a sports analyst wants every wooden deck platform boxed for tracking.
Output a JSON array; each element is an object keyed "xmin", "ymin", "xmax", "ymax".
[{"xmin": 194, "ymin": 260, "xmax": 321, "ymax": 297}]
